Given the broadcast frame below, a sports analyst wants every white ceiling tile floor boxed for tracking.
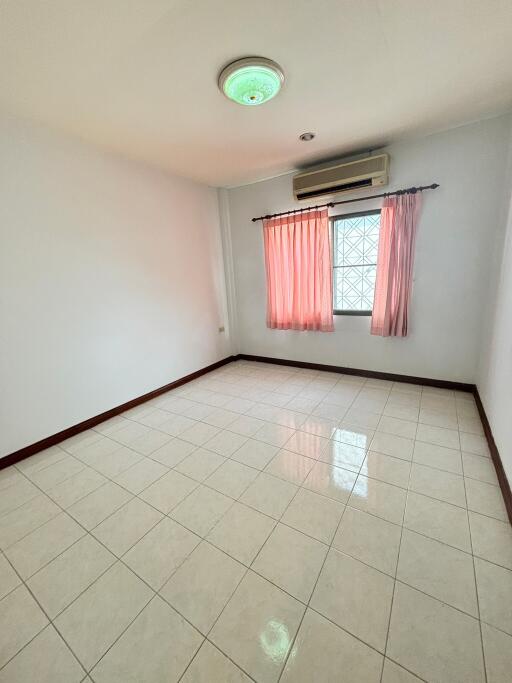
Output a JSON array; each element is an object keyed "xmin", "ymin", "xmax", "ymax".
[{"xmin": 0, "ymin": 360, "xmax": 511, "ymax": 682}]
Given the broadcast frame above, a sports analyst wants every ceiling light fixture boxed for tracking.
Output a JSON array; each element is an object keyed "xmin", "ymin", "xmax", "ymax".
[
  {"xmin": 299, "ymin": 132, "xmax": 315, "ymax": 141},
  {"xmin": 218, "ymin": 57, "xmax": 285, "ymax": 106}
]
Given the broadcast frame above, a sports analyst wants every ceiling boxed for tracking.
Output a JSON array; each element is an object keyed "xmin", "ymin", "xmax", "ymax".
[{"xmin": 1, "ymin": 0, "xmax": 512, "ymax": 187}]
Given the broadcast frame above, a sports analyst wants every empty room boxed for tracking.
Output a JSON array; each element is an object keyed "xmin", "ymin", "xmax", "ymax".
[{"xmin": 1, "ymin": 1, "xmax": 512, "ymax": 681}]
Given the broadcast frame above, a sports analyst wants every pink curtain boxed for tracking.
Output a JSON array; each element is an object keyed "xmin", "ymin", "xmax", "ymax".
[
  {"xmin": 371, "ymin": 193, "xmax": 422, "ymax": 337},
  {"xmin": 263, "ymin": 209, "xmax": 334, "ymax": 332}
]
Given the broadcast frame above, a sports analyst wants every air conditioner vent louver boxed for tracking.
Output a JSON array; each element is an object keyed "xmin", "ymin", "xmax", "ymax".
[{"xmin": 293, "ymin": 154, "xmax": 389, "ymax": 200}]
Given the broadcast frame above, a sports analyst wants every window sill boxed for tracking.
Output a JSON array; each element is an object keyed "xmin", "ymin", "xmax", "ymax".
[{"xmin": 333, "ymin": 310, "xmax": 372, "ymax": 316}]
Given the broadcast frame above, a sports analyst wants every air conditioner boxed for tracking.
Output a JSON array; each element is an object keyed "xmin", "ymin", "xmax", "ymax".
[{"xmin": 293, "ymin": 154, "xmax": 389, "ymax": 201}]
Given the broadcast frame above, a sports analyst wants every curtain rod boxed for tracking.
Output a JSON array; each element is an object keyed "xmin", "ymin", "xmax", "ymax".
[{"xmin": 251, "ymin": 183, "xmax": 440, "ymax": 222}]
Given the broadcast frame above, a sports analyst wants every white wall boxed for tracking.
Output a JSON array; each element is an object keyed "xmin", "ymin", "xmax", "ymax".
[
  {"xmin": 226, "ymin": 115, "xmax": 512, "ymax": 383},
  {"xmin": 478, "ymin": 124, "xmax": 512, "ymax": 481},
  {"xmin": 0, "ymin": 115, "xmax": 231, "ymax": 457}
]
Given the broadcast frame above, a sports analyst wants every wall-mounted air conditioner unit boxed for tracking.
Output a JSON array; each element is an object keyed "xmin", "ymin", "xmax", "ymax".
[{"xmin": 293, "ymin": 154, "xmax": 389, "ymax": 201}]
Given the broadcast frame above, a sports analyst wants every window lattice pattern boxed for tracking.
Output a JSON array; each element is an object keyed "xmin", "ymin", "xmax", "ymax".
[{"xmin": 333, "ymin": 212, "xmax": 380, "ymax": 311}]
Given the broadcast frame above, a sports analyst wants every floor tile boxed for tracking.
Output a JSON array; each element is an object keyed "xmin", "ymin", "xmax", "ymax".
[
  {"xmin": 113, "ymin": 457, "xmax": 168, "ymax": 494},
  {"xmin": 67, "ymin": 481, "xmax": 132, "ymax": 530},
  {"xmin": 319, "ymin": 440, "xmax": 366, "ymax": 471},
  {"xmin": 46, "ymin": 466, "xmax": 107, "ymax": 509},
  {"xmin": 171, "ymin": 485, "xmax": 233, "ymax": 536},
  {"xmin": 349, "ymin": 474, "xmax": 406, "ymax": 524},
  {"xmin": 15, "ymin": 446, "xmax": 67, "ymax": 475},
  {"xmin": 204, "ymin": 430, "xmax": 248, "ymax": 457},
  {"xmin": 202, "ymin": 408, "xmax": 239, "ymax": 428},
  {"xmin": 210, "ymin": 571, "xmax": 304, "ymax": 683},
  {"xmin": 180, "ymin": 422, "xmax": 220, "ymax": 447},
  {"xmin": 465, "ymin": 478, "xmax": 508, "ymax": 522},
  {"xmin": 54, "ymin": 562, "xmax": 153, "ymax": 671},
  {"xmin": 139, "ymin": 469, "xmax": 197, "ymax": 514},
  {"xmin": 460, "ymin": 432, "xmax": 490, "ymax": 456},
  {"xmin": 85, "ymin": 445, "xmax": 143, "ymax": 478},
  {"xmin": 71, "ymin": 437, "xmax": 122, "ymax": 465},
  {"xmin": 27, "ymin": 534, "xmax": 115, "ymax": 618},
  {"xmin": 123, "ymin": 516, "xmax": 200, "ymax": 589},
  {"xmin": 0, "ymin": 624, "xmax": 84, "ymax": 683},
  {"xmin": 281, "ymin": 608, "xmax": 382, "ymax": 683},
  {"xmin": 204, "ymin": 459, "xmax": 258, "ymax": 499},
  {"xmin": 231, "ymin": 440, "xmax": 279, "ymax": 470},
  {"xmin": 383, "ymin": 402, "xmax": 419, "ymax": 422},
  {"xmin": 409, "ymin": 463, "xmax": 466, "ymax": 507},
  {"xmin": 0, "ymin": 478, "xmax": 41, "ymax": 517},
  {"xmin": 5, "ymin": 512, "xmax": 85, "ymax": 579},
  {"xmin": 283, "ymin": 431, "xmax": 328, "ymax": 459},
  {"xmin": 404, "ymin": 491, "xmax": 471, "ymax": 551},
  {"xmin": 254, "ymin": 422, "xmax": 296, "ymax": 447},
  {"xmin": 397, "ymin": 529, "xmax": 478, "ymax": 616},
  {"xmin": 60, "ymin": 430, "xmax": 103, "ymax": 454},
  {"xmin": 240, "ymin": 473, "xmax": 298, "ymax": 519},
  {"xmin": 481, "ymin": 622, "xmax": 512, "ymax": 683},
  {"xmin": 311, "ymin": 548, "xmax": 394, "ymax": 652},
  {"xmin": 333, "ymin": 506, "xmax": 401, "ymax": 576},
  {"xmin": 158, "ymin": 414, "xmax": 197, "ymax": 437},
  {"xmin": 419, "ymin": 407, "xmax": 458, "ymax": 430},
  {"xmin": 227, "ymin": 415, "xmax": 265, "ymax": 437},
  {"xmin": 0, "ymin": 494, "xmax": 61, "ymax": 549},
  {"xmin": 108, "ymin": 422, "xmax": 151, "ymax": 447},
  {"xmin": 462, "ymin": 452, "xmax": 498, "ymax": 485},
  {"xmin": 282, "ymin": 488, "xmax": 344, "ymax": 544},
  {"xmin": 378, "ymin": 415, "xmax": 417, "ymax": 439},
  {"xmin": 207, "ymin": 502, "xmax": 275, "ymax": 564},
  {"xmin": 412, "ymin": 440, "xmax": 462, "ymax": 474},
  {"xmin": 332, "ymin": 423, "xmax": 374, "ymax": 449},
  {"xmin": 161, "ymin": 541, "xmax": 245, "ymax": 633},
  {"xmin": 381, "ymin": 658, "xmax": 422, "ymax": 682},
  {"xmin": 181, "ymin": 640, "xmax": 251, "ymax": 682},
  {"xmin": 299, "ymin": 415, "xmax": 338, "ymax": 438},
  {"xmin": 387, "ymin": 582, "xmax": 485, "ymax": 683},
  {"xmin": 469, "ymin": 511, "xmax": 512, "ymax": 569},
  {"xmin": 175, "ymin": 448, "xmax": 225, "ymax": 481},
  {"xmin": 90, "ymin": 596, "xmax": 202, "ymax": 683},
  {"xmin": 370, "ymin": 432, "xmax": 414, "ymax": 461},
  {"xmin": 0, "ymin": 553, "xmax": 20, "ymax": 600},
  {"xmin": 0, "ymin": 585, "xmax": 49, "ymax": 668},
  {"xmin": 27, "ymin": 456, "xmax": 87, "ymax": 492},
  {"xmin": 264, "ymin": 449, "xmax": 315, "ymax": 485},
  {"xmin": 92, "ymin": 497, "xmax": 162, "ymax": 556},
  {"xmin": 149, "ymin": 437, "xmax": 196, "ymax": 467},
  {"xmin": 475, "ymin": 557, "xmax": 512, "ymax": 634},
  {"xmin": 252, "ymin": 524, "xmax": 327, "ymax": 602},
  {"xmin": 416, "ymin": 423, "xmax": 460, "ymax": 450},
  {"xmin": 361, "ymin": 451, "xmax": 411, "ymax": 488},
  {"xmin": 303, "ymin": 460, "xmax": 357, "ymax": 503}
]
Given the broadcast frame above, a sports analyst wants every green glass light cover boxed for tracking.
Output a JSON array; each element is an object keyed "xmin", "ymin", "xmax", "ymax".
[{"xmin": 219, "ymin": 58, "xmax": 284, "ymax": 106}]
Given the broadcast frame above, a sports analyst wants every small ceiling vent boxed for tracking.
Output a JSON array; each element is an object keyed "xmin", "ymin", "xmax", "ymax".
[{"xmin": 293, "ymin": 154, "xmax": 389, "ymax": 201}]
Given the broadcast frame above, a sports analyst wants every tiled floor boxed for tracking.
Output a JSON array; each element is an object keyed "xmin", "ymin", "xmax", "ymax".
[{"xmin": 1, "ymin": 360, "xmax": 511, "ymax": 682}]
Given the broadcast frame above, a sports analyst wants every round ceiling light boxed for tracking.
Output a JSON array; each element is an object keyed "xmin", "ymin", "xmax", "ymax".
[
  {"xmin": 299, "ymin": 132, "xmax": 316, "ymax": 141},
  {"xmin": 218, "ymin": 57, "xmax": 285, "ymax": 106}
]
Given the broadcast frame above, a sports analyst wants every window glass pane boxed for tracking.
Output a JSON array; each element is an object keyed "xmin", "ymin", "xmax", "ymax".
[{"xmin": 332, "ymin": 212, "xmax": 380, "ymax": 312}]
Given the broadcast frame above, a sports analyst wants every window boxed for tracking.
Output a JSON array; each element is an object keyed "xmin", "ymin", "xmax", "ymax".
[{"xmin": 332, "ymin": 210, "xmax": 381, "ymax": 315}]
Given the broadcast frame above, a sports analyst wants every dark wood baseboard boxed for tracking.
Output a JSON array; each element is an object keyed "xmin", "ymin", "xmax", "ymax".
[
  {"xmin": 0, "ymin": 355, "xmax": 236, "ymax": 470},
  {"xmin": 473, "ymin": 389, "xmax": 512, "ymax": 526},
  {"xmin": 236, "ymin": 353, "xmax": 475, "ymax": 392}
]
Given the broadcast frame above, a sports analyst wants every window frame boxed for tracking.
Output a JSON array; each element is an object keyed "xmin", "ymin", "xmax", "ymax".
[{"xmin": 330, "ymin": 208, "xmax": 381, "ymax": 316}]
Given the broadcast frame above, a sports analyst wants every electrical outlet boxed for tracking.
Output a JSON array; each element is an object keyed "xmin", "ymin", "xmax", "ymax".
[{"xmin": 218, "ymin": 326, "xmax": 225, "ymax": 333}]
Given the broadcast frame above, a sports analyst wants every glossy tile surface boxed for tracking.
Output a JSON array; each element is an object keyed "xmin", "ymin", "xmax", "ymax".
[{"xmin": 0, "ymin": 360, "xmax": 509, "ymax": 681}]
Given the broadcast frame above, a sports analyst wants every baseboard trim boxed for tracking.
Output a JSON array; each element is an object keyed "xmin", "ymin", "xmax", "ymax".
[
  {"xmin": 236, "ymin": 353, "xmax": 475, "ymax": 392},
  {"xmin": 473, "ymin": 389, "xmax": 512, "ymax": 526},
  {"xmin": 0, "ymin": 355, "xmax": 236, "ymax": 470}
]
